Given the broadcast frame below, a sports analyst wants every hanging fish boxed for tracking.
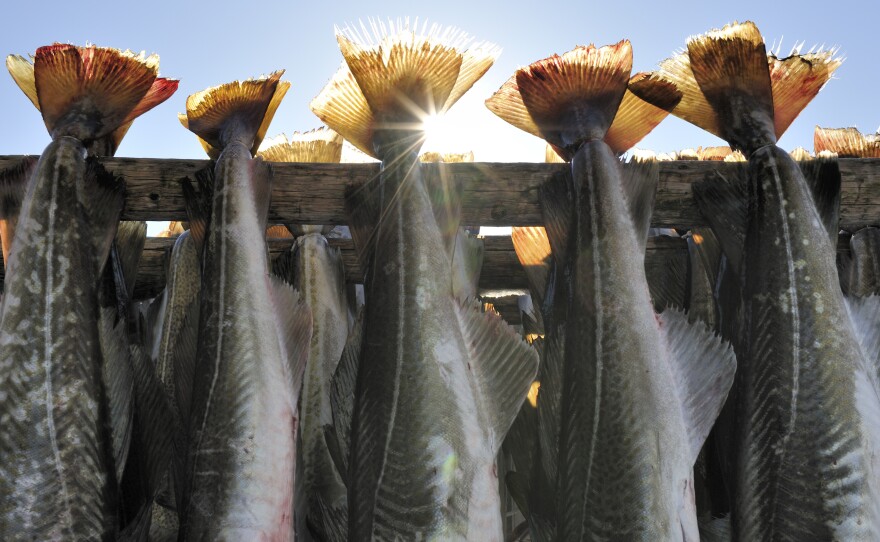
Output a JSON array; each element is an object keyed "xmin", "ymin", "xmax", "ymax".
[
  {"xmin": 632, "ymin": 21, "xmax": 880, "ymax": 539},
  {"xmin": 815, "ymin": 126, "xmax": 880, "ymax": 297},
  {"xmin": 177, "ymin": 72, "xmax": 313, "ymax": 541},
  {"xmin": 0, "ymin": 43, "xmax": 176, "ymax": 540},
  {"xmin": 258, "ymin": 128, "xmax": 352, "ymax": 542},
  {"xmin": 311, "ymin": 20, "xmax": 539, "ymax": 541},
  {"xmin": 487, "ymin": 40, "xmax": 736, "ymax": 541}
]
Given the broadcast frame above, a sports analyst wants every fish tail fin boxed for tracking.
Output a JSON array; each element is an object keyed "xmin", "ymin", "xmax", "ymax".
[
  {"xmin": 683, "ymin": 21, "xmax": 775, "ymax": 152},
  {"xmin": 605, "ymin": 73, "xmax": 681, "ymax": 154},
  {"xmin": 486, "ymin": 41, "xmax": 633, "ymax": 160},
  {"xmin": 180, "ymin": 71, "xmax": 289, "ymax": 157},
  {"xmin": 0, "ymin": 157, "xmax": 37, "ymax": 264},
  {"xmin": 659, "ymin": 309, "xmax": 737, "ymax": 463},
  {"xmin": 815, "ymin": 126, "xmax": 880, "ymax": 158},
  {"xmin": 796, "ymin": 150, "xmax": 841, "ymax": 245},
  {"xmin": 454, "ymin": 300, "xmax": 539, "ymax": 450},
  {"xmin": 310, "ymin": 65, "xmax": 376, "ymax": 159},
  {"xmin": 21, "ymin": 45, "xmax": 171, "ymax": 142},
  {"xmin": 257, "ymin": 127, "xmax": 344, "ymax": 163},
  {"xmin": 511, "ymin": 226, "xmax": 552, "ymax": 307},
  {"xmin": 769, "ymin": 49, "xmax": 841, "ymax": 140}
]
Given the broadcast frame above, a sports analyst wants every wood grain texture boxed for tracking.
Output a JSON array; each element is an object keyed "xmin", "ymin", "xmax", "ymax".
[{"xmin": 2, "ymin": 156, "xmax": 878, "ymax": 228}]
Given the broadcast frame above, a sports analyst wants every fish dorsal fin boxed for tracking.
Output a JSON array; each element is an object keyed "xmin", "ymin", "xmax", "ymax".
[
  {"xmin": 621, "ymin": 153, "xmax": 660, "ymax": 252},
  {"xmin": 269, "ymin": 276, "xmax": 313, "ymax": 411},
  {"xmin": 685, "ymin": 21, "xmax": 775, "ymax": 153},
  {"xmin": 645, "ymin": 234, "xmax": 688, "ymax": 312},
  {"xmin": 658, "ymin": 308, "xmax": 737, "ymax": 462},
  {"xmin": 511, "ymin": 226, "xmax": 552, "ymax": 307},
  {"xmin": 539, "ymin": 168, "xmax": 575, "ymax": 265},
  {"xmin": 796, "ymin": 150, "xmax": 841, "ymax": 245},
  {"xmin": 114, "ymin": 221, "xmax": 147, "ymax": 304},
  {"xmin": 815, "ymin": 126, "xmax": 880, "ymax": 158},
  {"xmin": 257, "ymin": 127, "xmax": 344, "ymax": 163},
  {"xmin": 486, "ymin": 41, "xmax": 632, "ymax": 160},
  {"xmin": 344, "ymin": 179, "xmax": 383, "ymax": 275},
  {"xmin": 846, "ymin": 228, "xmax": 880, "ymax": 297},
  {"xmin": 606, "ymin": 74, "xmax": 682, "ymax": 155},
  {"xmin": 451, "ymin": 230, "xmax": 484, "ymax": 301},
  {"xmin": 0, "ymin": 157, "xmax": 37, "ymax": 265},
  {"xmin": 181, "ymin": 165, "xmax": 215, "ymax": 258},
  {"xmin": 692, "ymin": 164, "xmax": 749, "ymax": 276},
  {"xmin": 98, "ymin": 305, "xmax": 135, "ymax": 484},
  {"xmin": 83, "ymin": 157, "xmax": 126, "ymax": 277},
  {"xmin": 454, "ymin": 300, "xmax": 539, "ymax": 450},
  {"xmin": 180, "ymin": 71, "xmax": 289, "ymax": 158},
  {"xmin": 329, "ymin": 308, "xmax": 364, "ymax": 481},
  {"xmin": 769, "ymin": 51, "xmax": 841, "ymax": 140}
]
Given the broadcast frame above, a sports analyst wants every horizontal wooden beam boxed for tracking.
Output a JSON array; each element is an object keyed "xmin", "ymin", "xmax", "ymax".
[{"xmin": 2, "ymin": 156, "xmax": 879, "ymax": 228}]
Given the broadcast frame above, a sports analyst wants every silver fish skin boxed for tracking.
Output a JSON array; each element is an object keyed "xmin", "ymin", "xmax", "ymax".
[
  {"xmin": 0, "ymin": 136, "xmax": 122, "ymax": 540},
  {"xmin": 179, "ymin": 142, "xmax": 310, "ymax": 541},
  {"xmin": 348, "ymin": 144, "xmax": 538, "ymax": 542},
  {"xmin": 731, "ymin": 146, "xmax": 880, "ymax": 540},
  {"xmin": 553, "ymin": 141, "xmax": 735, "ymax": 541},
  {"xmin": 290, "ymin": 230, "xmax": 351, "ymax": 541}
]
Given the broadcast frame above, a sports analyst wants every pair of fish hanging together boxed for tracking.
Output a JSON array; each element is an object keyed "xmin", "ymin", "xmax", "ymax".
[{"xmin": 2, "ymin": 18, "xmax": 878, "ymax": 542}]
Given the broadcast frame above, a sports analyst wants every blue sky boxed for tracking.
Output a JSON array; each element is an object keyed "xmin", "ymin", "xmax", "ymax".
[{"xmin": 2, "ymin": 0, "xmax": 876, "ymax": 162}]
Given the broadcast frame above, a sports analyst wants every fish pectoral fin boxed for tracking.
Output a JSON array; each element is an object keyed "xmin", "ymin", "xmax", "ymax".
[
  {"xmin": 797, "ymin": 152, "xmax": 842, "ymax": 246},
  {"xmin": 698, "ymin": 513, "xmax": 732, "ymax": 542},
  {"xmin": 645, "ymin": 235, "xmax": 688, "ymax": 312},
  {"xmin": 344, "ymin": 180, "xmax": 382, "ymax": 275},
  {"xmin": 659, "ymin": 308, "xmax": 737, "ymax": 463},
  {"xmin": 323, "ymin": 424, "xmax": 348, "ymax": 488},
  {"xmin": 329, "ymin": 307, "xmax": 364, "ymax": 478},
  {"xmin": 621, "ymin": 154, "xmax": 660, "ymax": 252},
  {"xmin": 170, "ymin": 297, "xmax": 201, "ymax": 426},
  {"xmin": 98, "ymin": 305, "xmax": 135, "ymax": 484},
  {"xmin": 505, "ymin": 471, "xmax": 531, "ymax": 519},
  {"xmin": 454, "ymin": 300, "xmax": 540, "ymax": 449},
  {"xmin": 539, "ymin": 169, "xmax": 575, "ymax": 265},
  {"xmin": 181, "ymin": 165, "xmax": 215, "ymax": 256},
  {"xmin": 692, "ymin": 165, "xmax": 748, "ymax": 277},
  {"xmin": 423, "ymin": 162, "xmax": 465, "ymax": 260},
  {"xmin": 269, "ymin": 276, "xmax": 312, "ymax": 409},
  {"xmin": 0, "ymin": 157, "xmax": 36, "ymax": 264},
  {"xmin": 451, "ymin": 230, "xmax": 484, "ymax": 301},
  {"xmin": 511, "ymin": 226, "xmax": 552, "ymax": 307}
]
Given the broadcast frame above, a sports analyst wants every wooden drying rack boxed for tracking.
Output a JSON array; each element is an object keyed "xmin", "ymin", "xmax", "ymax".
[{"xmin": 0, "ymin": 156, "xmax": 876, "ymax": 323}]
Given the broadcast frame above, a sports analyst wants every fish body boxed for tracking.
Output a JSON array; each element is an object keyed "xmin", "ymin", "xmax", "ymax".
[
  {"xmin": 348, "ymin": 146, "xmax": 537, "ymax": 541},
  {"xmin": 289, "ymin": 230, "xmax": 351, "ymax": 541},
  {"xmin": 0, "ymin": 137, "xmax": 123, "ymax": 540},
  {"xmin": 180, "ymin": 142, "xmax": 309, "ymax": 541},
  {"xmin": 726, "ymin": 146, "xmax": 879, "ymax": 540},
  {"xmin": 552, "ymin": 142, "xmax": 732, "ymax": 541}
]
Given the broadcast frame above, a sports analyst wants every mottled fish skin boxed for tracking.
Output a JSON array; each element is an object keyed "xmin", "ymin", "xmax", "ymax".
[
  {"xmin": 0, "ymin": 137, "xmax": 120, "ymax": 540},
  {"xmin": 179, "ymin": 143, "xmax": 307, "ymax": 541},
  {"xmin": 349, "ymin": 145, "xmax": 537, "ymax": 542},
  {"xmin": 555, "ymin": 142, "xmax": 699, "ymax": 541},
  {"xmin": 732, "ymin": 147, "xmax": 878, "ymax": 540},
  {"xmin": 290, "ymin": 231, "xmax": 351, "ymax": 541}
]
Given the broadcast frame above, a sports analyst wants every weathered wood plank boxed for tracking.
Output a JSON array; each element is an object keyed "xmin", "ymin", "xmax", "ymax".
[{"xmin": 2, "ymin": 156, "xmax": 878, "ymax": 228}]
